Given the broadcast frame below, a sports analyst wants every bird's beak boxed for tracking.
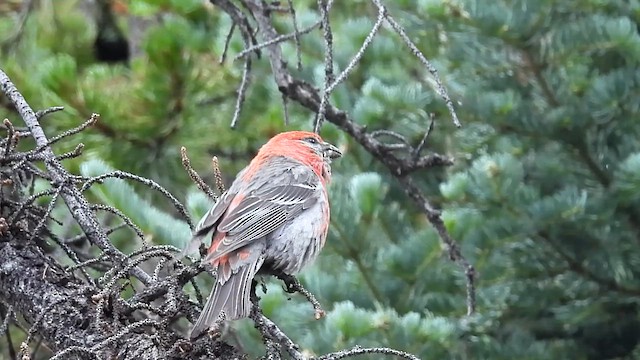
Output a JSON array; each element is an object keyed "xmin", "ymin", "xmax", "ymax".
[{"xmin": 322, "ymin": 142, "xmax": 342, "ymax": 159}]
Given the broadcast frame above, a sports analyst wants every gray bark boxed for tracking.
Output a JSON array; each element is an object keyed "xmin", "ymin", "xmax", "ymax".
[{"xmin": 0, "ymin": 240, "xmax": 243, "ymax": 359}]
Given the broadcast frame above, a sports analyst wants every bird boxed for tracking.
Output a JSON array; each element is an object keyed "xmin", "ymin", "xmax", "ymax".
[{"xmin": 183, "ymin": 131, "xmax": 342, "ymax": 339}]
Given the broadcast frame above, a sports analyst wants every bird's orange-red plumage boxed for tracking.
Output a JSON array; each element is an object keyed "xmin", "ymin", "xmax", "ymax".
[
  {"xmin": 185, "ymin": 131, "xmax": 341, "ymax": 338},
  {"xmin": 241, "ymin": 131, "xmax": 330, "ymax": 183}
]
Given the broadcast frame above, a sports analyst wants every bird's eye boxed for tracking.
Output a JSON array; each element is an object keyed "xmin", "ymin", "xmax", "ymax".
[{"xmin": 304, "ymin": 137, "xmax": 318, "ymax": 144}]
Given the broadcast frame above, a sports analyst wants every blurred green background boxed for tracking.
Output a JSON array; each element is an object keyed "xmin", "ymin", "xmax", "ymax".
[{"xmin": 1, "ymin": 0, "xmax": 639, "ymax": 359}]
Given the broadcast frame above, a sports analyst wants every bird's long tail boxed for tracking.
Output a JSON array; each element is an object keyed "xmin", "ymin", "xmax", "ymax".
[{"xmin": 190, "ymin": 259, "xmax": 262, "ymax": 339}]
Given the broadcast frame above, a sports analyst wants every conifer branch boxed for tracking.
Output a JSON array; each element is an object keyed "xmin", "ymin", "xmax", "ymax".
[
  {"xmin": 181, "ymin": 146, "xmax": 217, "ymax": 201},
  {"xmin": 0, "ymin": 69, "xmax": 240, "ymax": 359},
  {"xmin": 318, "ymin": 345, "xmax": 421, "ymax": 360},
  {"xmin": 0, "ymin": 69, "xmax": 153, "ymax": 286}
]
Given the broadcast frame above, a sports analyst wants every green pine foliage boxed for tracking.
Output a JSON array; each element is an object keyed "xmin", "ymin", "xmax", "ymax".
[{"xmin": 1, "ymin": 0, "xmax": 639, "ymax": 359}]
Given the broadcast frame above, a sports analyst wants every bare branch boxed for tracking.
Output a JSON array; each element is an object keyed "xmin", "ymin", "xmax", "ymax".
[
  {"xmin": 230, "ymin": 58, "xmax": 252, "ymax": 129},
  {"xmin": 370, "ymin": 0, "xmax": 461, "ymax": 128},
  {"xmin": 0, "ymin": 305, "xmax": 13, "ymax": 336},
  {"xmin": 281, "ymin": 92, "xmax": 291, "ymax": 125},
  {"xmin": 286, "ymin": 0, "xmax": 303, "ymax": 71},
  {"xmin": 56, "ymin": 143, "xmax": 85, "ymax": 161},
  {"xmin": 45, "ymin": 113, "xmax": 98, "ymax": 148},
  {"xmin": 0, "ymin": 69, "xmax": 153, "ymax": 286},
  {"xmin": 212, "ymin": 156, "xmax": 226, "ymax": 193},
  {"xmin": 212, "ymin": 0, "xmax": 259, "ymax": 51},
  {"xmin": 0, "ymin": 69, "xmax": 244, "ymax": 359},
  {"xmin": 180, "ymin": 146, "xmax": 217, "ymax": 201},
  {"xmin": 398, "ymin": 176, "xmax": 476, "ymax": 315},
  {"xmin": 413, "ymin": 113, "xmax": 435, "ymax": 160},
  {"xmin": 2, "ymin": 119, "xmax": 16, "ymax": 159},
  {"xmin": 275, "ymin": 272, "xmax": 325, "ymax": 319},
  {"xmin": 250, "ymin": 302, "xmax": 306, "ymax": 360},
  {"xmin": 325, "ymin": 5, "xmax": 385, "ymax": 95},
  {"xmin": 35, "ymin": 106, "xmax": 65, "ymax": 119},
  {"xmin": 318, "ymin": 345, "xmax": 421, "ymax": 360},
  {"xmin": 233, "ymin": 20, "xmax": 321, "ymax": 61},
  {"xmin": 220, "ymin": 22, "xmax": 236, "ymax": 63},
  {"xmin": 91, "ymin": 203, "xmax": 146, "ymax": 243},
  {"xmin": 63, "ymin": 223, "xmax": 126, "ymax": 245},
  {"xmin": 314, "ymin": 0, "xmax": 335, "ymax": 134},
  {"xmin": 80, "ymin": 170, "xmax": 194, "ymax": 230},
  {"xmin": 7, "ymin": 188, "xmax": 59, "ymax": 225}
]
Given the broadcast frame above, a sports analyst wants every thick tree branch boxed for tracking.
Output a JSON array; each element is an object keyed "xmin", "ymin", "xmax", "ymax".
[
  {"xmin": 0, "ymin": 69, "xmax": 152, "ymax": 286},
  {"xmin": 0, "ymin": 242, "xmax": 243, "ymax": 359},
  {"xmin": 0, "ymin": 69, "xmax": 242, "ymax": 359}
]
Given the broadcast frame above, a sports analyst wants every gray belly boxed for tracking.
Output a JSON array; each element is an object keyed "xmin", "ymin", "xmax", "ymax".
[{"xmin": 262, "ymin": 200, "xmax": 326, "ymax": 274}]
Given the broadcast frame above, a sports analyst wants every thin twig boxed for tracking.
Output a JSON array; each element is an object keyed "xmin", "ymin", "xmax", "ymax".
[
  {"xmin": 56, "ymin": 143, "xmax": 85, "ymax": 161},
  {"xmin": 43, "ymin": 114, "xmax": 98, "ymax": 149},
  {"xmin": 64, "ymin": 223, "xmax": 126, "ymax": 245},
  {"xmin": 7, "ymin": 329, "xmax": 17, "ymax": 360},
  {"xmin": 35, "ymin": 106, "xmax": 65, "ymax": 119},
  {"xmin": 212, "ymin": 0, "xmax": 259, "ymax": 65},
  {"xmin": 230, "ymin": 58, "xmax": 252, "ymax": 129},
  {"xmin": 318, "ymin": 345, "xmax": 421, "ymax": 360},
  {"xmin": 281, "ymin": 92, "xmax": 290, "ymax": 126},
  {"xmin": 275, "ymin": 272, "xmax": 325, "ymax": 319},
  {"xmin": 91, "ymin": 204, "xmax": 146, "ymax": 243},
  {"xmin": 46, "ymin": 230, "xmax": 97, "ymax": 286},
  {"xmin": 325, "ymin": 5, "xmax": 385, "ymax": 95},
  {"xmin": 97, "ymin": 249, "xmax": 175, "ymax": 297},
  {"xmin": 399, "ymin": 176, "xmax": 476, "ymax": 315},
  {"xmin": 49, "ymin": 346, "xmax": 100, "ymax": 360},
  {"xmin": 2, "ymin": 119, "xmax": 17, "ymax": 159},
  {"xmin": 181, "ymin": 147, "xmax": 216, "ymax": 200},
  {"xmin": 370, "ymin": 130, "xmax": 410, "ymax": 145},
  {"xmin": 65, "ymin": 255, "xmax": 109, "ymax": 272},
  {"xmin": 7, "ymin": 188, "xmax": 59, "ymax": 225},
  {"xmin": 220, "ymin": 23, "xmax": 236, "ymax": 63},
  {"xmin": 286, "ymin": 0, "xmax": 302, "ymax": 71},
  {"xmin": 0, "ymin": 305, "xmax": 13, "ymax": 335},
  {"xmin": 233, "ymin": 20, "xmax": 322, "ymax": 61},
  {"xmin": 412, "ymin": 113, "xmax": 435, "ymax": 160},
  {"xmin": 371, "ymin": 0, "xmax": 461, "ymax": 128},
  {"xmin": 81, "ymin": 170, "xmax": 194, "ymax": 230},
  {"xmin": 28, "ymin": 185, "xmax": 62, "ymax": 242},
  {"xmin": 250, "ymin": 303, "xmax": 306, "ymax": 360},
  {"xmin": 314, "ymin": 0, "xmax": 335, "ymax": 134},
  {"xmin": 212, "ymin": 156, "xmax": 226, "ymax": 193}
]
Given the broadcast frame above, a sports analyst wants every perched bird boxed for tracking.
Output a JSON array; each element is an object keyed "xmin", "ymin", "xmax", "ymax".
[{"xmin": 184, "ymin": 131, "xmax": 342, "ymax": 338}]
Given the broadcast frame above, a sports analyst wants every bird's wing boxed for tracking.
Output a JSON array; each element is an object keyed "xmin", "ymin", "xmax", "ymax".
[
  {"xmin": 204, "ymin": 160, "xmax": 322, "ymax": 263},
  {"xmin": 181, "ymin": 187, "xmax": 237, "ymax": 257}
]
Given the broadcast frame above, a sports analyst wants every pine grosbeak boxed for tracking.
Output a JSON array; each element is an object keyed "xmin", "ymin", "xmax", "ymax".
[{"xmin": 185, "ymin": 131, "xmax": 341, "ymax": 338}]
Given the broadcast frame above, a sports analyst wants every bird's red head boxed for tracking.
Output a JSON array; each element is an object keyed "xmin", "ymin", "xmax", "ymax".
[
  {"xmin": 248, "ymin": 131, "xmax": 342, "ymax": 183},
  {"xmin": 268, "ymin": 131, "xmax": 323, "ymax": 143}
]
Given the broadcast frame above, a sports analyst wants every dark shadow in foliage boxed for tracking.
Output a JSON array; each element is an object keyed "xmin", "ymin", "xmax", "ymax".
[{"xmin": 94, "ymin": 0, "xmax": 129, "ymax": 64}]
